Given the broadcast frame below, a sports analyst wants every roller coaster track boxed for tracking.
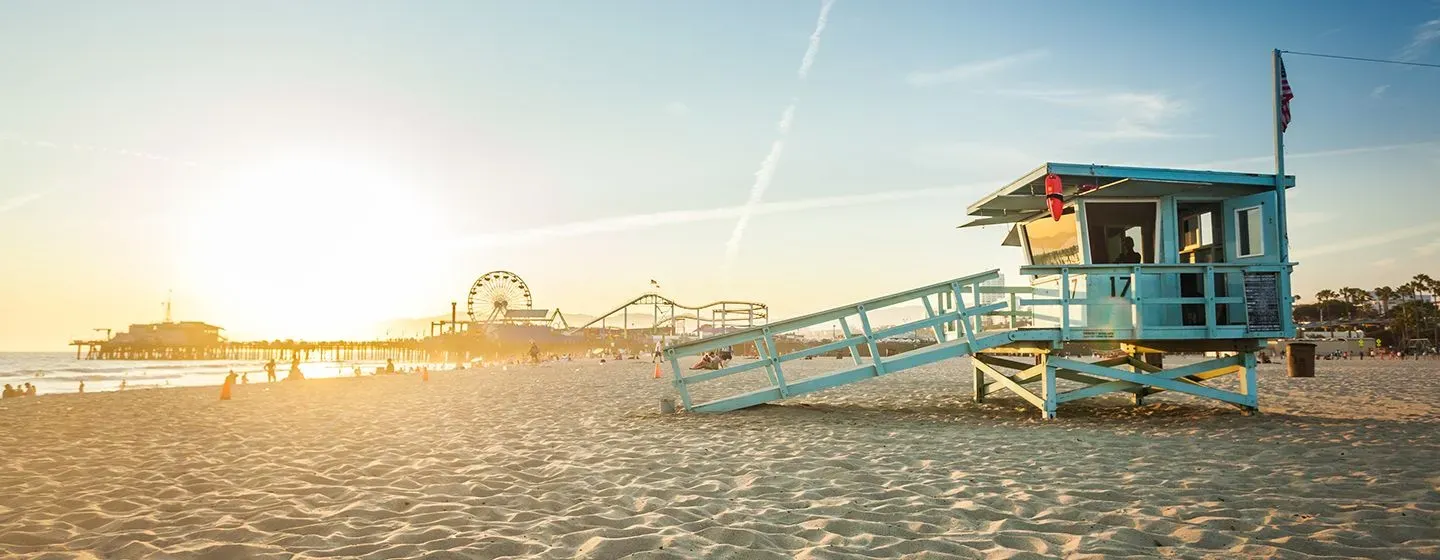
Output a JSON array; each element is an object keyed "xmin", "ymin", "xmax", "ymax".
[{"xmin": 566, "ymin": 293, "xmax": 768, "ymax": 336}]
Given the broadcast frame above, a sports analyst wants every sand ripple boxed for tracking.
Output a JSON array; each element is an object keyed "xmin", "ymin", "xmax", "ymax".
[{"xmin": 0, "ymin": 358, "xmax": 1437, "ymax": 558}]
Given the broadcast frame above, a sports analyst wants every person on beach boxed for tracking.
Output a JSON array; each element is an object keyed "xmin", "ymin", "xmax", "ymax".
[
  {"xmin": 529, "ymin": 341, "xmax": 541, "ymax": 363},
  {"xmin": 2, "ymin": 384, "xmax": 14, "ymax": 398},
  {"xmin": 385, "ymin": 359, "xmax": 396, "ymax": 374},
  {"xmin": 265, "ymin": 359, "xmax": 277, "ymax": 383},
  {"xmin": 119, "ymin": 379, "xmax": 128, "ymax": 391},
  {"xmin": 25, "ymin": 383, "xmax": 37, "ymax": 397},
  {"xmin": 286, "ymin": 357, "xmax": 304, "ymax": 381},
  {"xmin": 241, "ymin": 372, "xmax": 249, "ymax": 384},
  {"xmin": 220, "ymin": 370, "xmax": 238, "ymax": 400},
  {"xmin": 78, "ymin": 381, "xmax": 85, "ymax": 394}
]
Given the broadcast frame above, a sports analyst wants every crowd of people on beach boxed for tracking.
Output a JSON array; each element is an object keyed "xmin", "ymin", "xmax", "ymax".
[{"xmin": 2, "ymin": 383, "xmax": 38, "ymax": 398}]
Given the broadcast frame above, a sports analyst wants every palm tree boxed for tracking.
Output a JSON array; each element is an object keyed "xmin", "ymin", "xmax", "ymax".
[
  {"xmin": 1374, "ymin": 286, "xmax": 1397, "ymax": 316},
  {"xmin": 1340, "ymin": 287, "xmax": 1372, "ymax": 319},
  {"xmin": 1315, "ymin": 289, "xmax": 1339, "ymax": 322}
]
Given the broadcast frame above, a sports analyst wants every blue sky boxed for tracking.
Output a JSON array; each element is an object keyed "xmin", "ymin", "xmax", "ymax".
[{"xmin": 1, "ymin": 0, "xmax": 1438, "ymax": 349}]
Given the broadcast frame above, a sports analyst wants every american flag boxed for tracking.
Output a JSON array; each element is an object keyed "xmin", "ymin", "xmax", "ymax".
[{"xmin": 1279, "ymin": 56, "xmax": 1294, "ymax": 132}]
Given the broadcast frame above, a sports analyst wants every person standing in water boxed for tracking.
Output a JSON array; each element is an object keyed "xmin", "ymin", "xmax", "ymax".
[{"xmin": 264, "ymin": 359, "xmax": 277, "ymax": 383}]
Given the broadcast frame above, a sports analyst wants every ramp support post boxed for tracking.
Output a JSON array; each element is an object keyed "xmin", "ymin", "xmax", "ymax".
[{"xmin": 1040, "ymin": 353, "xmax": 1057, "ymax": 420}]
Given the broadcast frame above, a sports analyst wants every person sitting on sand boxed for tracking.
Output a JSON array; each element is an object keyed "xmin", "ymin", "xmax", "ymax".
[
  {"xmin": 2, "ymin": 384, "xmax": 14, "ymax": 399},
  {"xmin": 689, "ymin": 352, "xmax": 721, "ymax": 370},
  {"xmin": 25, "ymin": 383, "xmax": 37, "ymax": 397},
  {"xmin": 385, "ymin": 359, "xmax": 396, "ymax": 374}
]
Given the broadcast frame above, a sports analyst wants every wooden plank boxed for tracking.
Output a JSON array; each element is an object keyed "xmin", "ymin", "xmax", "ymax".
[
  {"xmin": 1050, "ymin": 356, "xmax": 1251, "ymax": 406},
  {"xmin": 974, "ymin": 359, "xmax": 1046, "ymax": 409}
]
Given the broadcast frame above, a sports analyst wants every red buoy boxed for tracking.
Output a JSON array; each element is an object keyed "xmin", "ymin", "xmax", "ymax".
[{"xmin": 1044, "ymin": 174, "xmax": 1064, "ymax": 221}]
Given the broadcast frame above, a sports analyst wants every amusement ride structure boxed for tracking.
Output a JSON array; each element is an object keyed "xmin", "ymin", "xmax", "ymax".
[
  {"xmin": 464, "ymin": 271, "xmax": 567, "ymax": 329},
  {"xmin": 567, "ymin": 294, "xmax": 768, "ymax": 338}
]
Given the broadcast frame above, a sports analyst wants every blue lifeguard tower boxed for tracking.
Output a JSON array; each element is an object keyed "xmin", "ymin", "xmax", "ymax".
[{"xmin": 663, "ymin": 163, "xmax": 1296, "ymax": 418}]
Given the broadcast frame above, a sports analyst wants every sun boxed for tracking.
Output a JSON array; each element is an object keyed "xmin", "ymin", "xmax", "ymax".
[{"xmin": 180, "ymin": 157, "xmax": 448, "ymax": 340}]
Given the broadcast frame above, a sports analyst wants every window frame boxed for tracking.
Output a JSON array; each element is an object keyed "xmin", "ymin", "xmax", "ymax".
[{"xmin": 1234, "ymin": 205, "xmax": 1265, "ymax": 259}]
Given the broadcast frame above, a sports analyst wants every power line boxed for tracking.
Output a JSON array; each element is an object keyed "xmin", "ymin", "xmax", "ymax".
[{"xmin": 1280, "ymin": 49, "xmax": 1440, "ymax": 70}]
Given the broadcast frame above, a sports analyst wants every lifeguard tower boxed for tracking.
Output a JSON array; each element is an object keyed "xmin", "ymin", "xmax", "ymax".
[{"xmin": 662, "ymin": 163, "xmax": 1296, "ymax": 418}]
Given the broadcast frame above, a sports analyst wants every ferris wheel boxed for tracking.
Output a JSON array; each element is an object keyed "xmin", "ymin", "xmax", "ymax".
[{"xmin": 467, "ymin": 271, "xmax": 534, "ymax": 323}]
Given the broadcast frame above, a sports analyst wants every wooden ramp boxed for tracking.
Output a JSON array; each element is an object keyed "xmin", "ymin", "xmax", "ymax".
[{"xmin": 663, "ymin": 270, "xmax": 1055, "ymax": 412}]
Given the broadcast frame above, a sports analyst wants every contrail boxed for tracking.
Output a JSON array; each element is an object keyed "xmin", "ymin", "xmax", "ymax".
[
  {"xmin": 0, "ymin": 192, "xmax": 44, "ymax": 214},
  {"xmin": 451, "ymin": 138, "xmax": 1428, "ymax": 250},
  {"xmin": 455, "ymin": 181, "xmax": 993, "ymax": 249},
  {"xmin": 724, "ymin": 0, "xmax": 836, "ymax": 267},
  {"xmin": 0, "ymin": 135, "xmax": 201, "ymax": 167}
]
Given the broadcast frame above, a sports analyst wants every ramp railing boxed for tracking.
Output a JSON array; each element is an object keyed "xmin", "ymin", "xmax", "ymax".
[{"xmin": 663, "ymin": 269, "xmax": 1030, "ymax": 411}]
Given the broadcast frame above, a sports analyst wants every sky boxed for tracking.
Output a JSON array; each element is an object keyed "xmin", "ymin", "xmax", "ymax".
[{"xmin": 1, "ymin": 0, "xmax": 1438, "ymax": 350}]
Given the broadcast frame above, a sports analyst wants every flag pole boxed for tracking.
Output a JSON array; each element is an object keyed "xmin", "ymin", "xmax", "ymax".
[{"xmin": 1272, "ymin": 48, "xmax": 1290, "ymax": 264}]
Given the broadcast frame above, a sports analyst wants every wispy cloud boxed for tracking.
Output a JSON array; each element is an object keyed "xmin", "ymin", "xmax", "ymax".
[
  {"xmin": 724, "ymin": 0, "xmax": 835, "ymax": 267},
  {"xmin": 0, "ymin": 135, "xmax": 201, "ymax": 167},
  {"xmin": 906, "ymin": 50, "xmax": 1048, "ymax": 87},
  {"xmin": 1416, "ymin": 239, "xmax": 1440, "ymax": 256},
  {"xmin": 991, "ymin": 89, "xmax": 1199, "ymax": 140},
  {"xmin": 454, "ymin": 181, "xmax": 994, "ymax": 249},
  {"xmin": 1399, "ymin": 19, "xmax": 1440, "ymax": 62},
  {"xmin": 1372, "ymin": 257, "xmax": 1397, "ymax": 267},
  {"xmin": 1294, "ymin": 222, "xmax": 1440, "ymax": 259},
  {"xmin": 1371, "ymin": 84, "xmax": 1390, "ymax": 99},
  {"xmin": 1188, "ymin": 140, "xmax": 1440, "ymax": 169},
  {"xmin": 663, "ymin": 101, "xmax": 690, "ymax": 116},
  {"xmin": 0, "ymin": 192, "xmax": 44, "ymax": 214}
]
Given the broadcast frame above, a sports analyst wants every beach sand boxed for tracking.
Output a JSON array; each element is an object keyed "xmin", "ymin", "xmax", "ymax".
[{"xmin": 0, "ymin": 357, "xmax": 1436, "ymax": 558}]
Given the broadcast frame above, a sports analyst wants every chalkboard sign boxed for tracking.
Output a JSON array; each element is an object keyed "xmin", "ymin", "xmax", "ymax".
[{"xmin": 1243, "ymin": 272, "xmax": 1283, "ymax": 332}]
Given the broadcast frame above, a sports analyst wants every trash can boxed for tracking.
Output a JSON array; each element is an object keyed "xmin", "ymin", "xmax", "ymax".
[{"xmin": 1286, "ymin": 342, "xmax": 1316, "ymax": 378}]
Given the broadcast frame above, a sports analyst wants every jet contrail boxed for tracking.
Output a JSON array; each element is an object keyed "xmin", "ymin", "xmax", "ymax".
[
  {"xmin": 455, "ymin": 181, "xmax": 993, "ymax": 249},
  {"xmin": 451, "ymin": 138, "xmax": 1428, "ymax": 251},
  {"xmin": 0, "ymin": 192, "xmax": 44, "ymax": 214},
  {"xmin": 0, "ymin": 135, "xmax": 201, "ymax": 167},
  {"xmin": 724, "ymin": 0, "xmax": 836, "ymax": 267}
]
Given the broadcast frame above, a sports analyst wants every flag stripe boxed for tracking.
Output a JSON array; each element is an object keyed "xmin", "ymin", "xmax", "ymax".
[{"xmin": 1279, "ymin": 57, "xmax": 1294, "ymax": 132}]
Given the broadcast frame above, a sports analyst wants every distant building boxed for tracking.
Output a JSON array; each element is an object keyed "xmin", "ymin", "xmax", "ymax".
[{"xmin": 109, "ymin": 321, "xmax": 225, "ymax": 346}]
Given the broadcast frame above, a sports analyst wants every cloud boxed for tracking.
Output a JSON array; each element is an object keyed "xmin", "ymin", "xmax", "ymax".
[
  {"xmin": 1371, "ymin": 84, "xmax": 1390, "ymax": 99},
  {"xmin": 1, "ymin": 135, "xmax": 201, "ymax": 167},
  {"xmin": 1293, "ymin": 222, "xmax": 1440, "ymax": 259},
  {"xmin": 663, "ymin": 101, "xmax": 690, "ymax": 116},
  {"xmin": 1188, "ymin": 140, "xmax": 1440, "ymax": 169},
  {"xmin": 1399, "ymin": 19, "xmax": 1440, "ymax": 62},
  {"xmin": 906, "ymin": 50, "xmax": 1049, "ymax": 87},
  {"xmin": 454, "ymin": 181, "xmax": 995, "ymax": 249},
  {"xmin": 991, "ymin": 89, "xmax": 1199, "ymax": 140},
  {"xmin": 0, "ymin": 192, "xmax": 44, "ymax": 214},
  {"xmin": 1416, "ymin": 239, "xmax": 1440, "ymax": 256},
  {"xmin": 1287, "ymin": 211, "xmax": 1329, "ymax": 228},
  {"xmin": 1373, "ymin": 257, "xmax": 1397, "ymax": 267},
  {"xmin": 724, "ymin": 0, "xmax": 835, "ymax": 268}
]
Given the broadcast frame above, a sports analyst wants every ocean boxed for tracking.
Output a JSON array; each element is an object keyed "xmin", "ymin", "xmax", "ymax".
[{"xmin": 0, "ymin": 352, "xmax": 430, "ymax": 396}]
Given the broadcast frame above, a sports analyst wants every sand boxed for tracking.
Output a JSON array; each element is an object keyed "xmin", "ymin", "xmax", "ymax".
[{"xmin": 0, "ymin": 357, "xmax": 1436, "ymax": 559}]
